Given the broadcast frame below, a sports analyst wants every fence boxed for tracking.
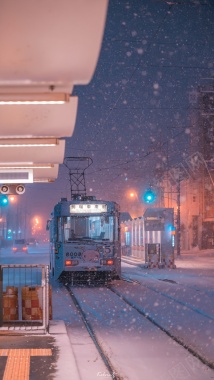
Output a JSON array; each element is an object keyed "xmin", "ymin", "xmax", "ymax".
[{"xmin": 0, "ymin": 264, "xmax": 51, "ymax": 334}]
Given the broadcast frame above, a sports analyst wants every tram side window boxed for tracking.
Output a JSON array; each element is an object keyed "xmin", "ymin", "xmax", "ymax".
[
  {"xmin": 62, "ymin": 217, "xmax": 74, "ymax": 242},
  {"xmin": 89, "ymin": 218, "xmax": 99, "ymax": 237},
  {"xmin": 64, "ymin": 217, "xmax": 71, "ymax": 242},
  {"xmin": 63, "ymin": 216, "xmax": 88, "ymax": 242},
  {"xmin": 63, "ymin": 215, "xmax": 115, "ymax": 242},
  {"xmin": 114, "ymin": 217, "xmax": 119, "ymax": 241},
  {"xmin": 105, "ymin": 216, "xmax": 114, "ymax": 241},
  {"xmin": 75, "ymin": 217, "xmax": 87, "ymax": 237},
  {"xmin": 57, "ymin": 217, "xmax": 63, "ymax": 242},
  {"xmin": 89, "ymin": 216, "xmax": 114, "ymax": 241}
]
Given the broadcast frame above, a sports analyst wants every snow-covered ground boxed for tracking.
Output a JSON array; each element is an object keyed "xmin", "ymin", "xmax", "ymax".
[
  {"xmin": 51, "ymin": 249, "xmax": 214, "ymax": 380},
  {"xmin": 1, "ymin": 246, "xmax": 214, "ymax": 379}
]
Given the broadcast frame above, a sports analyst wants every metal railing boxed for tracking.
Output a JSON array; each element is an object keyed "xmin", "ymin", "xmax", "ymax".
[{"xmin": 0, "ymin": 264, "xmax": 51, "ymax": 334}]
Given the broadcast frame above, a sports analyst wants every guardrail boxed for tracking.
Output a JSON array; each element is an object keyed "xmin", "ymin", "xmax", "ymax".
[{"xmin": 0, "ymin": 264, "xmax": 51, "ymax": 334}]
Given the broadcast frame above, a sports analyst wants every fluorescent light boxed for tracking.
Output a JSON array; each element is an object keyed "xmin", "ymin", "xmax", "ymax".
[
  {"xmin": 0, "ymin": 164, "xmax": 54, "ymax": 169},
  {"xmin": 33, "ymin": 179, "xmax": 55, "ymax": 183},
  {"xmin": 1, "ymin": 162, "xmax": 34, "ymax": 165},
  {"xmin": 0, "ymin": 138, "xmax": 59, "ymax": 147},
  {"xmin": 0, "ymin": 92, "xmax": 70, "ymax": 105}
]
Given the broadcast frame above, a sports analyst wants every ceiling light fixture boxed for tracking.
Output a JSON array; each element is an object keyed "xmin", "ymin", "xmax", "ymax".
[
  {"xmin": 33, "ymin": 179, "xmax": 55, "ymax": 183},
  {"xmin": 0, "ymin": 92, "xmax": 70, "ymax": 105},
  {"xmin": 0, "ymin": 138, "xmax": 59, "ymax": 147},
  {"xmin": 0, "ymin": 164, "xmax": 54, "ymax": 169}
]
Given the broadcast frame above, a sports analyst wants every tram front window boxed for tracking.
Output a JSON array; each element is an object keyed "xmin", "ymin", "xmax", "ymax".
[{"xmin": 63, "ymin": 216, "xmax": 114, "ymax": 242}]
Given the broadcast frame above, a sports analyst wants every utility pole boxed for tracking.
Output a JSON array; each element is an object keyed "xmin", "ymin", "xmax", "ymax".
[{"xmin": 177, "ymin": 176, "xmax": 181, "ymax": 256}]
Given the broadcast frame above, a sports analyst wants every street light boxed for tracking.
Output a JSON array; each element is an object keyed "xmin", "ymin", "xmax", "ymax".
[
  {"xmin": 8, "ymin": 195, "xmax": 16, "ymax": 203},
  {"xmin": 128, "ymin": 191, "xmax": 139, "ymax": 200}
]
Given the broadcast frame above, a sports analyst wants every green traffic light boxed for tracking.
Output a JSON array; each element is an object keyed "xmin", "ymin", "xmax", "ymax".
[
  {"xmin": 0, "ymin": 195, "xmax": 9, "ymax": 206},
  {"xmin": 143, "ymin": 189, "xmax": 156, "ymax": 203}
]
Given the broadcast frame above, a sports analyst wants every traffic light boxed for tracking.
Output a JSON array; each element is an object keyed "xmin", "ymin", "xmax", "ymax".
[
  {"xmin": 0, "ymin": 194, "xmax": 9, "ymax": 206},
  {"xmin": 0, "ymin": 184, "xmax": 25, "ymax": 195},
  {"xmin": 0, "ymin": 185, "xmax": 9, "ymax": 194},
  {"xmin": 143, "ymin": 188, "xmax": 156, "ymax": 204},
  {"xmin": 16, "ymin": 185, "xmax": 25, "ymax": 195}
]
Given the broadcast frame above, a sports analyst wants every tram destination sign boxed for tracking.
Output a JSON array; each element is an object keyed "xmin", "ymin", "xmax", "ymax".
[{"xmin": 70, "ymin": 203, "xmax": 107, "ymax": 214}]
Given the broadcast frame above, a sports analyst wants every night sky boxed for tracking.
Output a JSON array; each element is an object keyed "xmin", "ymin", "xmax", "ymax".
[{"xmin": 22, "ymin": 0, "xmax": 214, "ymax": 230}]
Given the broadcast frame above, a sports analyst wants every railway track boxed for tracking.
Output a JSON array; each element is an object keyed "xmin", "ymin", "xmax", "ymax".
[
  {"xmin": 122, "ymin": 261, "xmax": 214, "ymax": 298},
  {"xmin": 64, "ymin": 280, "xmax": 214, "ymax": 375},
  {"xmin": 121, "ymin": 275, "xmax": 214, "ymax": 322},
  {"xmin": 107, "ymin": 277, "xmax": 214, "ymax": 370},
  {"xmin": 64, "ymin": 284, "xmax": 122, "ymax": 380}
]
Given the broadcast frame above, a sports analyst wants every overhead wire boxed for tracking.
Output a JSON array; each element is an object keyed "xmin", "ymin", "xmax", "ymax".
[
  {"xmin": 86, "ymin": 125, "xmax": 190, "ymax": 177},
  {"xmin": 69, "ymin": 4, "xmax": 213, "ymax": 171},
  {"xmin": 66, "ymin": 3, "xmax": 213, "ymax": 189},
  {"xmin": 85, "ymin": 101, "xmax": 206, "ymax": 184}
]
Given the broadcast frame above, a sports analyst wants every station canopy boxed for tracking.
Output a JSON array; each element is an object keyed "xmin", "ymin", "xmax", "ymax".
[{"xmin": 0, "ymin": 0, "xmax": 108, "ymax": 184}]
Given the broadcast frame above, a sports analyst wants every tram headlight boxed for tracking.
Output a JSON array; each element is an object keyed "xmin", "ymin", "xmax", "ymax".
[
  {"xmin": 65, "ymin": 260, "xmax": 72, "ymax": 266},
  {"xmin": 65, "ymin": 259, "xmax": 79, "ymax": 266},
  {"xmin": 100, "ymin": 259, "xmax": 114, "ymax": 265},
  {"xmin": 107, "ymin": 259, "xmax": 114, "ymax": 265}
]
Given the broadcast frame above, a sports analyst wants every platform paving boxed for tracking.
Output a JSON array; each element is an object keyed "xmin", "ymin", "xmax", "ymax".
[{"xmin": 0, "ymin": 320, "xmax": 79, "ymax": 380}]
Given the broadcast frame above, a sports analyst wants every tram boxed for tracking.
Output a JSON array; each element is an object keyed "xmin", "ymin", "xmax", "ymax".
[{"xmin": 48, "ymin": 195, "xmax": 121, "ymax": 283}]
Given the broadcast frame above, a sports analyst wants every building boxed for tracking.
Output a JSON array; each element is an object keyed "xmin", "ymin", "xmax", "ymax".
[{"xmin": 160, "ymin": 84, "xmax": 214, "ymax": 250}]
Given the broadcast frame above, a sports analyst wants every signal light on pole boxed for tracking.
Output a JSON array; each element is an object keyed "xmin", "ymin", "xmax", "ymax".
[
  {"xmin": 0, "ymin": 195, "xmax": 9, "ymax": 206},
  {"xmin": 143, "ymin": 188, "xmax": 156, "ymax": 204}
]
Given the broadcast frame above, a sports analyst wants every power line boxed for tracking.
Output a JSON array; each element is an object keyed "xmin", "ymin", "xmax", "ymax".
[{"xmin": 87, "ymin": 126, "xmax": 188, "ymax": 177}]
